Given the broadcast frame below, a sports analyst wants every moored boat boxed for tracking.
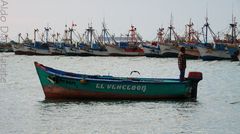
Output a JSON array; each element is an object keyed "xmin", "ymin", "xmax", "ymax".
[
  {"xmin": 0, "ymin": 35, "xmax": 14, "ymax": 52},
  {"xmin": 12, "ymin": 33, "xmax": 36, "ymax": 55},
  {"xmin": 222, "ymin": 16, "xmax": 239, "ymax": 61},
  {"xmin": 157, "ymin": 16, "xmax": 179, "ymax": 58},
  {"xmin": 178, "ymin": 19, "xmax": 201, "ymax": 59},
  {"xmin": 64, "ymin": 23, "xmax": 109, "ymax": 56},
  {"xmin": 142, "ymin": 28, "xmax": 163, "ymax": 57},
  {"xmin": 197, "ymin": 16, "xmax": 233, "ymax": 61},
  {"xmin": 0, "ymin": 42, "xmax": 14, "ymax": 52},
  {"xmin": 34, "ymin": 62, "xmax": 203, "ymax": 100},
  {"xmin": 105, "ymin": 25, "xmax": 144, "ymax": 56},
  {"xmin": 198, "ymin": 15, "xmax": 240, "ymax": 61},
  {"xmin": 197, "ymin": 43, "xmax": 231, "ymax": 60},
  {"xmin": 82, "ymin": 24, "xmax": 109, "ymax": 56},
  {"xmin": 31, "ymin": 27, "xmax": 52, "ymax": 55},
  {"xmin": 48, "ymin": 42, "xmax": 66, "ymax": 55},
  {"xmin": 48, "ymin": 33, "xmax": 66, "ymax": 55},
  {"xmin": 142, "ymin": 41, "xmax": 160, "ymax": 57}
]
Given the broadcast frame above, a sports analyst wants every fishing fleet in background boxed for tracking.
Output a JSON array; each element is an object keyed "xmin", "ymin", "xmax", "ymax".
[{"xmin": 1, "ymin": 16, "xmax": 240, "ymax": 61}]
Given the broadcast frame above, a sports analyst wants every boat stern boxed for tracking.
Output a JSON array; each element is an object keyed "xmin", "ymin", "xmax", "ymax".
[{"xmin": 187, "ymin": 72, "xmax": 203, "ymax": 100}]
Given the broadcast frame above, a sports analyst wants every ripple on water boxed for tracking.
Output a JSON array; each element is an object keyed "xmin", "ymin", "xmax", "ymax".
[{"xmin": 0, "ymin": 53, "xmax": 240, "ymax": 134}]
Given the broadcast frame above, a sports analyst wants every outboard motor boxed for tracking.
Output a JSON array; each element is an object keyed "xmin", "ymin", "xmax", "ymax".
[{"xmin": 187, "ymin": 72, "xmax": 203, "ymax": 100}]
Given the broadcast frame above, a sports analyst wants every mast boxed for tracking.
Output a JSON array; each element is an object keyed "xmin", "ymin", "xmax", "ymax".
[
  {"xmin": 26, "ymin": 33, "xmax": 29, "ymax": 40},
  {"xmin": 165, "ymin": 14, "xmax": 179, "ymax": 43},
  {"xmin": 187, "ymin": 19, "xmax": 194, "ymax": 42},
  {"xmin": 102, "ymin": 21, "xmax": 107, "ymax": 44},
  {"xmin": 69, "ymin": 27, "xmax": 73, "ymax": 44},
  {"xmin": 202, "ymin": 9, "xmax": 216, "ymax": 43},
  {"xmin": 63, "ymin": 25, "xmax": 68, "ymax": 43},
  {"xmin": 157, "ymin": 28, "xmax": 164, "ymax": 43},
  {"xmin": 185, "ymin": 19, "xmax": 200, "ymax": 43},
  {"xmin": 18, "ymin": 33, "xmax": 21, "ymax": 43},
  {"xmin": 52, "ymin": 34, "xmax": 56, "ymax": 43},
  {"xmin": 68, "ymin": 22, "xmax": 77, "ymax": 44},
  {"xmin": 86, "ymin": 23, "xmax": 94, "ymax": 47},
  {"xmin": 56, "ymin": 32, "xmax": 60, "ymax": 42},
  {"xmin": 205, "ymin": 15, "xmax": 209, "ymax": 43},
  {"xmin": 44, "ymin": 26, "xmax": 51, "ymax": 43},
  {"xmin": 5, "ymin": 35, "xmax": 7, "ymax": 43},
  {"xmin": 34, "ymin": 29, "xmax": 39, "ymax": 42},
  {"xmin": 100, "ymin": 20, "xmax": 117, "ymax": 45},
  {"xmin": 229, "ymin": 14, "xmax": 237, "ymax": 44},
  {"xmin": 129, "ymin": 25, "xmax": 137, "ymax": 43},
  {"xmin": 169, "ymin": 14, "xmax": 173, "ymax": 41}
]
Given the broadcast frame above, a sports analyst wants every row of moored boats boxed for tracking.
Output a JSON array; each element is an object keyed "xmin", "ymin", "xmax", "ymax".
[{"xmin": 2, "ymin": 17, "xmax": 240, "ymax": 61}]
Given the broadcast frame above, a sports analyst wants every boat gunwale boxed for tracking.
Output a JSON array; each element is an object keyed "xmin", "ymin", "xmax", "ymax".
[{"xmin": 35, "ymin": 62, "xmax": 187, "ymax": 84}]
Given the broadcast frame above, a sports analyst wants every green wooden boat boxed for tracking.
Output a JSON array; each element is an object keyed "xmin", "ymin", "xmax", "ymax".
[{"xmin": 34, "ymin": 62, "xmax": 202, "ymax": 100}]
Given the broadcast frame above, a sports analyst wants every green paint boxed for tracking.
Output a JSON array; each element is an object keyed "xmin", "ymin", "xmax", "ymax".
[{"xmin": 35, "ymin": 65, "xmax": 191, "ymax": 97}]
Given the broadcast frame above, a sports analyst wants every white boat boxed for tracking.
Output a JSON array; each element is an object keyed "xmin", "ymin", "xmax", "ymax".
[
  {"xmin": 199, "ymin": 15, "xmax": 240, "ymax": 61},
  {"xmin": 159, "ymin": 43, "xmax": 179, "ymax": 57},
  {"xmin": 143, "ymin": 28, "xmax": 163, "ymax": 57},
  {"xmin": 48, "ymin": 43, "xmax": 65, "ymax": 55},
  {"xmin": 32, "ymin": 41, "xmax": 52, "ymax": 55},
  {"xmin": 155, "ymin": 16, "xmax": 180, "ymax": 58},
  {"xmin": 15, "ymin": 28, "xmax": 52, "ymax": 56},
  {"xmin": 0, "ymin": 36, "xmax": 14, "ymax": 52},
  {"xmin": 12, "ymin": 33, "xmax": 36, "ymax": 55},
  {"xmin": 64, "ymin": 44, "xmax": 92, "ymax": 56},
  {"xmin": 142, "ymin": 41, "xmax": 160, "ymax": 57},
  {"xmin": 178, "ymin": 19, "xmax": 201, "ymax": 59},
  {"xmin": 198, "ymin": 16, "xmax": 234, "ymax": 60},
  {"xmin": 48, "ymin": 33, "xmax": 66, "ymax": 55},
  {"xmin": 12, "ymin": 43, "xmax": 35, "ymax": 55},
  {"xmin": 197, "ymin": 43, "xmax": 231, "ymax": 60}
]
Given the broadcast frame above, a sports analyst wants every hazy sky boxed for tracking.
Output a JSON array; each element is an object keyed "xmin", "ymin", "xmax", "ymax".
[{"xmin": 4, "ymin": 0, "xmax": 240, "ymax": 41}]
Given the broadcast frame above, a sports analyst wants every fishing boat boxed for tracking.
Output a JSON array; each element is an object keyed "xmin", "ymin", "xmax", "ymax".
[
  {"xmin": 105, "ymin": 25, "xmax": 144, "ymax": 56},
  {"xmin": 31, "ymin": 27, "xmax": 52, "ymax": 55},
  {"xmin": 48, "ymin": 42, "xmax": 66, "ymax": 55},
  {"xmin": 218, "ymin": 16, "xmax": 240, "ymax": 61},
  {"xmin": 82, "ymin": 24, "xmax": 109, "ymax": 56},
  {"xmin": 34, "ymin": 62, "xmax": 203, "ymax": 100},
  {"xmin": 62, "ymin": 24, "xmax": 89, "ymax": 56},
  {"xmin": 13, "ymin": 28, "xmax": 53, "ymax": 55},
  {"xmin": 197, "ymin": 16, "xmax": 233, "ymax": 61},
  {"xmin": 64, "ymin": 43, "xmax": 92, "ymax": 56},
  {"xmin": 156, "ymin": 15, "xmax": 180, "ymax": 58},
  {"xmin": 64, "ymin": 24, "xmax": 108, "ymax": 56},
  {"xmin": 197, "ymin": 43, "xmax": 231, "ymax": 60},
  {"xmin": 12, "ymin": 33, "xmax": 36, "ymax": 55},
  {"xmin": 48, "ymin": 33, "xmax": 66, "ymax": 55},
  {"xmin": 0, "ymin": 42, "xmax": 14, "ymax": 52},
  {"xmin": 142, "ymin": 28, "xmax": 162, "ymax": 57},
  {"xmin": 178, "ymin": 19, "xmax": 201, "ymax": 59},
  {"xmin": 142, "ymin": 41, "xmax": 161, "ymax": 57},
  {"xmin": 0, "ymin": 35, "xmax": 14, "ymax": 52}
]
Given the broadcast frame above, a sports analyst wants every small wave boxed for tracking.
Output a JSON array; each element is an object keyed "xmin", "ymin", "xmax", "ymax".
[{"xmin": 230, "ymin": 101, "xmax": 240, "ymax": 104}]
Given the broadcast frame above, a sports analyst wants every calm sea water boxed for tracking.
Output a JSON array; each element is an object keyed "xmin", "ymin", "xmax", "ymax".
[{"xmin": 0, "ymin": 53, "xmax": 240, "ymax": 134}]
